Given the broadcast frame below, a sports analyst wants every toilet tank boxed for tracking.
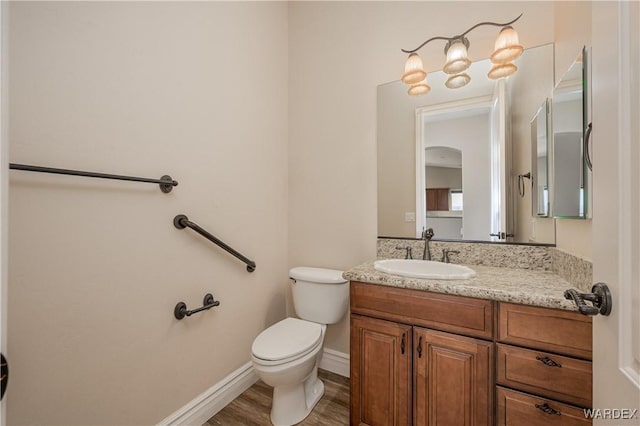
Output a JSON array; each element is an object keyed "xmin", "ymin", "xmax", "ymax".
[{"xmin": 289, "ymin": 267, "xmax": 349, "ymax": 324}]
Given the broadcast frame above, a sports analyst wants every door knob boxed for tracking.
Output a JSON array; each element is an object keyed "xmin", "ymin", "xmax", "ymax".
[
  {"xmin": 1, "ymin": 353, "xmax": 8, "ymax": 400},
  {"xmin": 564, "ymin": 282, "xmax": 612, "ymax": 316}
]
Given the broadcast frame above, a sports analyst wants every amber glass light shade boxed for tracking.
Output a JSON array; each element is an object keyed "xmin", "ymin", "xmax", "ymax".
[
  {"xmin": 488, "ymin": 62, "xmax": 517, "ymax": 79},
  {"xmin": 402, "ymin": 53, "xmax": 427, "ymax": 85},
  {"xmin": 445, "ymin": 73, "xmax": 471, "ymax": 89},
  {"xmin": 443, "ymin": 38, "xmax": 471, "ymax": 74},
  {"xmin": 408, "ymin": 79, "xmax": 431, "ymax": 96},
  {"xmin": 490, "ymin": 26, "xmax": 524, "ymax": 64}
]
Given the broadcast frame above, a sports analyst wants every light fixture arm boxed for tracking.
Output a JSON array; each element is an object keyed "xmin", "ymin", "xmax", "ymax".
[{"xmin": 401, "ymin": 13, "xmax": 523, "ymax": 54}]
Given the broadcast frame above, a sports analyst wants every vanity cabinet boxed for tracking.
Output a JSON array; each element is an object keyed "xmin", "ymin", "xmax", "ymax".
[
  {"xmin": 350, "ymin": 282, "xmax": 593, "ymax": 426},
  {"xmin": 496, "ymin": 303, "xmax": 593, "ymax": 425},
  {"xmin": 350, "ymin": 281, "xmax": 494, "ymax": 425}
]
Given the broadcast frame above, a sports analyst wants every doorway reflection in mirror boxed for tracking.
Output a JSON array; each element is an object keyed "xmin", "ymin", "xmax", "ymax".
[
  {"xmin": 421, "ymin": 101, "xmax": 492, "ymax": 241},
  {"xmin": 425, "ymin": 147, "xmax": 463, "ymax": 239}
]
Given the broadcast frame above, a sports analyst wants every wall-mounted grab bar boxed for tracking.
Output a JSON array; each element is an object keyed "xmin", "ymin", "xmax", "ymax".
[
  {"xmin": 174, "ymin": 293, "xmax": 220, "ymax": 320},
  {"xmin": 9, "ymin": 163, "xmax": 178, "ymax": 193},
  {"xmin": 173, "ymin": 214, "xmax": 256, "ymax": 272}
]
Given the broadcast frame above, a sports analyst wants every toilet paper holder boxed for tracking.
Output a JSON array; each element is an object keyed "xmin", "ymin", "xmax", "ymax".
[{"xmin": 174, "ymin": 293, "xmax": 220, "ymax": 320}]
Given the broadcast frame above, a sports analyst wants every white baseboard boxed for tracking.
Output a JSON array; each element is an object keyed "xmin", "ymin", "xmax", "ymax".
[
  {"xmin": 158, "ymin": 349, "xmax": 349, "ymax": 425},
  {"xmin": 158, "ymin": 361, "xmax": 258, "ymax": 426},
  {"xmin": 319, "ymin": 348, "xmax": 350, "ymax": 378}
]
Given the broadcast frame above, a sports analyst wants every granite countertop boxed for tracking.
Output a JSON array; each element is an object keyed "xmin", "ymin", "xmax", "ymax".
[{"xmin": 343, "ymin": 260, "xmax": 580, "ymax": 311}]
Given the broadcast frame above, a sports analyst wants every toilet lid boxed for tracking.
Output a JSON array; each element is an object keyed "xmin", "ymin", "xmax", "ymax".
[{"xmin": 252, "ymin": 318, "xmax": 322, "ymax": 361}]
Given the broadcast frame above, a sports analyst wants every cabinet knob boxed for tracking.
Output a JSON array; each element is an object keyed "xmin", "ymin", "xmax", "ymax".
[
  {"xmin": 401, "ymin": 333, "xmax": 406, "ymax": 354},
  {"xmin": 417, "ymin": 336, "xmax": 423, "ymax": 358}
]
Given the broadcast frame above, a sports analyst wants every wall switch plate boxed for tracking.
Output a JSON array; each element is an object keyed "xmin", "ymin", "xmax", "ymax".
[{"xmin": 405, "ymin": 212, "xmax": 416, "ymax": 222}]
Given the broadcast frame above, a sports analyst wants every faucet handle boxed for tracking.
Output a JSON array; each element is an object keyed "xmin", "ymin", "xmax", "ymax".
[
  {"xmin": 442, "ymin": 249, "xmax": 460, "ymax": 263},
  {"xmin": 395, "ymin": 246, "xmax": 413, "ymax": 260}
]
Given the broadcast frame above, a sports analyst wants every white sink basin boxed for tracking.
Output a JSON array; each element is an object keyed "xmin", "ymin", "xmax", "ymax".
[{"xmin": 374, "ymin": 259, "xmax": 476, "ymax": 280}]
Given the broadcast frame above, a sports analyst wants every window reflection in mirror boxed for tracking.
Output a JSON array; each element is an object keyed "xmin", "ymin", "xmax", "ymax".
[{"xmin": 552, "ymin": 53, "xmax": 586, "ymax": 218}]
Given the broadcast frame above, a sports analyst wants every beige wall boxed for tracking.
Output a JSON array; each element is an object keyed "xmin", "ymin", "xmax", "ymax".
[
  {"xmin": 426, "ymin": 167, "xmax": 462, "ymax": 190},
  {"xmin": 288, "ymin": 1, "xmax": 555, "ymax": 354},
  {"xmin": 376, "ymin": 80, "xmax": 421, "ymax": 238},
  {"xmin": 8, "ymin": 2, "xmax": 288, "ymax": 424}
]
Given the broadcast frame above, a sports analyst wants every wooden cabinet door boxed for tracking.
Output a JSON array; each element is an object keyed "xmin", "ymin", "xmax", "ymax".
[
  {"xmin": 426, "ymin": 188, "xmax": 449, "ymax": 211},
  {"xmin": 351, "ymin": 314, "xmax": 412, "ymax": 426},
  {"xmin": 414, "ymin": 328, "xmax": 494, "ymax": 426}
]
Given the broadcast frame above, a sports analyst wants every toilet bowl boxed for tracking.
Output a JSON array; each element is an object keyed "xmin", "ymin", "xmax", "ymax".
[
  {"xmin": 252, "ymin": 318, "xmax": 326, "ymax": 425},
  {"xmin": 251, "ymin": 267, "xmax": 348, "ymax": 426}
]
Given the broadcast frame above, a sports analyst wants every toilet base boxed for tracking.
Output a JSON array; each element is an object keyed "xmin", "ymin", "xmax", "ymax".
[{"xmin": 270, "ymin": 369, "xmax": 325, "ymax": 426}]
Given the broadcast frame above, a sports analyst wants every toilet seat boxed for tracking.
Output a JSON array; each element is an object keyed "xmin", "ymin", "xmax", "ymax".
[{"xmin": 252, "ymin": 318, "xmax": 323, "ymax": 366}]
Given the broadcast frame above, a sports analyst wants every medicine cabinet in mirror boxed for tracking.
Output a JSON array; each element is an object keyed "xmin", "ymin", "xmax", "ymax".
[
  {"xmin": 377, "ymin": 43, "xmax": 555, "ymax": 244},
  {"xmin": 551, "ymin": 48, "xmax": 592, "ymax": 219}
]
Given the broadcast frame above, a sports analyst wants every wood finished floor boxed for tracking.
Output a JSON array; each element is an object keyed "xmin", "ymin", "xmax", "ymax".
[{"xmin": 205, "ymin": 369, "xmax": 350, "ymax": 426}]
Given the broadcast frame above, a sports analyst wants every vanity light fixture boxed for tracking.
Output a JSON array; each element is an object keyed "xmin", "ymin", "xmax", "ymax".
[{"xmin": 401, "ymin": 14, "xmax": 524, "ymax": 96}]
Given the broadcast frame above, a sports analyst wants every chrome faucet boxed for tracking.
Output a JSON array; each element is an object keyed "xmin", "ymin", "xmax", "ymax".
[
  {"xmin": 421, "ymin": 228, "xmax": 434, "ymax": 260},
  {"xmin": 396, "ymin": 246, "xmax": 413, "ymax": 259},
  {"xmin": 442, "ymin": 249, "xmax": 460, "ymax": 263}
]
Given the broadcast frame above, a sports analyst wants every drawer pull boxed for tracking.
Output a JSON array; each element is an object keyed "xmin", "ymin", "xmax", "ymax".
[
  {"xmin": 536, "ymin": 356, "xmax": 562, "ymax": 368},
  {"xmin": 401, "ymin": 333, "xmax": 406, "ymax": 354},
  {"xmin": 535, "ymin": 403, "xmax": 561, "ymax": 416},
  {"xmin": 417, "ymin": 336, "xmax": 423, "ymax": 358}
]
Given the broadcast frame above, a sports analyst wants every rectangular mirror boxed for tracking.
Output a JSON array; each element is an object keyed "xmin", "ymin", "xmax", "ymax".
[
  {"xmin": 377, "ymin": 43, "xmax": 555, "ymax": 244},
  {"xmin": 531, "ymin": 99, "xmax": 550, "ymax": 217},
  {"xmin": 552, "ymin": 49, "xmax": 588, "ymax": 219}
]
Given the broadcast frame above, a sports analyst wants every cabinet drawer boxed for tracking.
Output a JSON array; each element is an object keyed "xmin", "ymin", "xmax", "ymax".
[
  {"xmin": 496, "ymin": 344, "xmax": 592, "ymax": 407},
  {"xmin": 498, "ymin": 303, "xmax": 592, "ymax": 359},
  {"xmin": 496, "ymin": 387, "xmax": 592, "ymax": 426},
  {"xmin": 351, "ymin": 281, "xmax": 494, "ymax": 339}
]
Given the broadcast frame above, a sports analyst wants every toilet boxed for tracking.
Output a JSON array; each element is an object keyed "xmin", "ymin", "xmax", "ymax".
[{"xmin": 251, "ymin": 267, "xmax": 349, "ymax": 426}]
